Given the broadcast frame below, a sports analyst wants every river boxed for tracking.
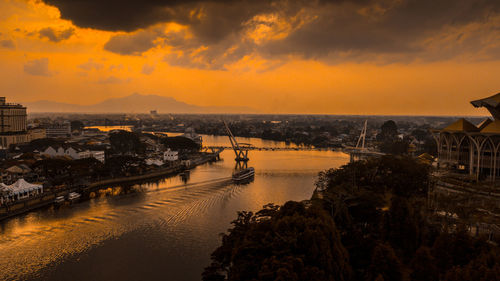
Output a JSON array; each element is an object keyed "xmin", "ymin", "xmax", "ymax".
[{"xmin": 0, "ymin": 134, "xmax": 348, "ymax": 281}]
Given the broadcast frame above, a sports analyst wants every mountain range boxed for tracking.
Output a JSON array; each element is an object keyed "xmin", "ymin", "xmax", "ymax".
[{"xmin": 24, "ymin": 93, "xmax": 256, "ymax": 114}]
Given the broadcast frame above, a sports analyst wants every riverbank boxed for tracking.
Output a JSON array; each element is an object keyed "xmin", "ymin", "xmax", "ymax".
[{"xmin": 0, "ymin": 151, "xmax": 222, "ymax": 222}]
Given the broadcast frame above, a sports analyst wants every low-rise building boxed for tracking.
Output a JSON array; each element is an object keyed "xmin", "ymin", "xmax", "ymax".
[
  {"xmin": 27, "ymin": 128, "xmax": 46, "ymax": 142},
  {"xmin": 182, "ymin": 127, "xmax": 202, "ymax": 146},
  {"xmin": 0, "ymin": 179, "xmax": 43, "ymax": 205},
  {"xmin": 45, "ymin": 122, "xmax": 71, "ymax": 138},
  {"xmin": 42, "ymin": 145, "xmax": 105, "ymax": 163},
  {"xmin": 145, "ymin": 158, "xmax": 164, "ymax": 166},
  {"xmin": 164, "ymin": 149, "xmax": 179, "ymax": 162}
]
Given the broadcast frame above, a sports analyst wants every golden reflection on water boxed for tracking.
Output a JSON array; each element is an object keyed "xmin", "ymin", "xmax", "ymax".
[{"xmin": 0, "ymin": 136, "xmax": 349, "ymax": 281}]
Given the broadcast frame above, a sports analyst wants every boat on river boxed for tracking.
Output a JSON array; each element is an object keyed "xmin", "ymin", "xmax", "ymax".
[
  {"xmin": 67, "ymin": 192, "xmax": 81, "ymax": 203},
  {"xmin": 54, "ymin": 196, "xmax": 65, "ymax": 205},
  {"xmin": 232, "ymin": 167, "xmax": 255, "ymax": 182}
]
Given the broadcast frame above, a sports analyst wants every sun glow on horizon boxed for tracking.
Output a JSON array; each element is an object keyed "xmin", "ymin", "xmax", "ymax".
[{"xmin": 0, "ymin": 0, "xmax": 499, "ymax": 115}]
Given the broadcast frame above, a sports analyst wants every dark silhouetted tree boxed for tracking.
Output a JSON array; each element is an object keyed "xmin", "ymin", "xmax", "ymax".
[
  {"xmin": 365, "ymin": 243, "xmax": 403, "ymax": 281},
  {"xmin": 410, "ymin": 247, "xmax": 439, "ymax": 281},
  {"xmin": 161, "ymin": 136, "xmax": 200, "ymax": 151},
  {"xmin": 203, "ymin": 202, "xmax": 352, "ymax": 281},
  {"xmin": 109, "ymin": 131, "xmax": 144, "ymax": 155}
]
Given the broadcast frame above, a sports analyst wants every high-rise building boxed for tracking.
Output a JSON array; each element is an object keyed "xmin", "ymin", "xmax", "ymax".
[{"xmin": 0, "ymin": 97, "xmax": 28, "ymax": 148}]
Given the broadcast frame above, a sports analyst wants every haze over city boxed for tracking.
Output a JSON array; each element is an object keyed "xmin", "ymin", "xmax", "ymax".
[{"xmin": 1, "ymin": 0, "xmax": 500, "ymax": 115}]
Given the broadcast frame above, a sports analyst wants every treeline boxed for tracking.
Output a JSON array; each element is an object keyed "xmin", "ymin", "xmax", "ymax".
[{"xmin": 203, "ymin": 156, "xmax": 500, "ymax": 281}]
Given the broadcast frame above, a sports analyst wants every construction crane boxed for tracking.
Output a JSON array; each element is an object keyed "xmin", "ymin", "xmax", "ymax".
[{"xmin": 223, "ymin": 120, "xmax": 250, "ymax": 162}]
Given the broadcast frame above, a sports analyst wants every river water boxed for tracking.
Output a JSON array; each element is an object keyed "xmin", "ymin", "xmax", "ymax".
[{"xmin": 0, "ymin": 134, "xmax": 348, "ymax": 281}]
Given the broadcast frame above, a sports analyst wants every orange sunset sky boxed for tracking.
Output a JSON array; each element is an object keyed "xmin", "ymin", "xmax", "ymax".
[{"xmin": 0, "ymin": 0, "xmax": 499, "ymax": 115}]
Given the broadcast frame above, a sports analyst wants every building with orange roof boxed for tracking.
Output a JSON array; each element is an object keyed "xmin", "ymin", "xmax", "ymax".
[{"xmin": 432, "ymin": 93, "xmax": 500, "ymax": 181}]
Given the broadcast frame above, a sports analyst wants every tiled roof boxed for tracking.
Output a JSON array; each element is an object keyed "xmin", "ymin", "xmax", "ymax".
[
  {"xmin": 442, "ymin": 118, "xmax": 479, "ymax": 132},
  {"xmin": 480, "ymin": 120, "xmax": 500, "ymax": 134}
]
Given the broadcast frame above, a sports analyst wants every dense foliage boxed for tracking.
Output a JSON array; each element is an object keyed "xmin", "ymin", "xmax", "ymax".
[
  {"xmin": 203, "ymin": 202, "xmax": 351, "ymax": 281},
  {"xmin": 109, "ymin": 131, "xmax": 145, "ymax": 155},
  {"xmin": 70, "ymin": 120, "xmax": 85, "ymax": 131},
  {"xmin": 204, "ymin": 156, "xmax": 500, "ymax": 281},
  {"xmin": 161, "ymin": 136, "xmax": 200, "ymax": 151}
]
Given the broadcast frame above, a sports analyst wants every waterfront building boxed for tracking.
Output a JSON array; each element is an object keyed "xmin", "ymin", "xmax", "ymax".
[
  {"xmin": 164, "ymin": 149, "xmax": 179, "ymax": 162},
  {"xmin": 433, "ymin": 93, "xmax": 500, "ymax": 181},
  {"xmin": 145, "ymin": 158, "xmax": 164, "ymax": 166},
  {"xmin": 0, "ymin": 97, "xmax": 28, "ymax": 148},
  {"xmin": 182, "ymin": 127, "xmax": 202, "ymax": 146},
  {"xmin": 0, "ymin": 179, "xmax": 43, "ymax": 205}
]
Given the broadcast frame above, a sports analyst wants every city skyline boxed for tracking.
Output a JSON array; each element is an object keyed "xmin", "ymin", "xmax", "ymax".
[{"xmin": 1, "ymin": 0, "xmax": 500, "ymax": 115}]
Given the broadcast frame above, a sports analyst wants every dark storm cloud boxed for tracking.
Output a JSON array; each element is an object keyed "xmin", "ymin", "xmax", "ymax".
[
  {"xmin": 39, "ymin": 27, "xmax": 75, "ymax": 42},
  {"xmin": 259, "ymin": 0, "xmax": 500, "ymax": 60},
  {"xmin": 42, "ymin": 0, "xmax": 500, "ymax": 67},
  {"xmin": 104, "ymin": 28, "xmax": 164, "ymax": 55},
  {"xmin": 41, "ymin": 0, "xmax": 232, "ymax": 32}
]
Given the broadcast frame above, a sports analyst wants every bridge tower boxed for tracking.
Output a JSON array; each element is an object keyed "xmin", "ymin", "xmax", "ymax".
[{"xmin": 356, "ymin": 120, "xmax": 367, "ymax": 151}]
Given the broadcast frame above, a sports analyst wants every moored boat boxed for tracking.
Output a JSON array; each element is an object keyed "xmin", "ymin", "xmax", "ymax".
[
  {"xmin": 54, "ymin": 196, "xmax": 65, "ymax": 205},
  {"xmin": 67, "ymin": 192, "xmax": 81, "ymax": 202}
]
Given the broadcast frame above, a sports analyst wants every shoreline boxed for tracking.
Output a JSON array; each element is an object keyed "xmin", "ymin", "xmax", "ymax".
[{"xmin": 0, "ymin": 152, "xmax": 221, "ymax": 222}]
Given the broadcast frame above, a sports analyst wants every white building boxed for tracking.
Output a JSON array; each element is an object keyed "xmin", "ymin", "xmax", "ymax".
[
  {"xmin": 145, "ymin": 158, "xmax": 164, "ymax": 166},
  {"xmin": 90, "ymin": 150, "xmax": 105, "ymax": 163},
  {"xmin": 45, "ymin": 122, "xmax": 71, "ymax": 138},
  {"xmin": 0, "ymin": 179, "xmax": 43, "ymax": 205},
  {"xmin": 164, "ymin": 149, "xmax": 179, "ymax": 162},
  {"xmin": 42, "ymin": 146, "xmax": 105, "ymax": 163}
]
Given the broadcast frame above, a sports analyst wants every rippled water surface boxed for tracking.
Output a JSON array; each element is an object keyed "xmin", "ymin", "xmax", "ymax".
[{"xmin": 0, "ymin": 135, "xmax": 348, "ymax": 281}]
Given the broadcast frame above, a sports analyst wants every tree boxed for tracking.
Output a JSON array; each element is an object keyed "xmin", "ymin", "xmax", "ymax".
[
  {"xmin": 203, "ymin": 202, "xmax": 352, "ymax": 281},
  {"xmin": 411, "ymin": 129, "xmax": 428, "ymax": 142},
  {"xmin": 29, "ymin": 138, "xmax": 64, "ymax": 150},
  {"xmin": 364, "ymin": 243, "xmax": 403, "ymax": 281},
  {"xmin": 161, "ymin": 136, "xmax": 200, "ymax": 151},
  {"xmin": 383, "ymin": 196, "xmax": 422, "ymax": 255},
  {"xmin": 410, "ymin": 247, "xmax": 439, "ymax": 281},
  {"xmin": 377, "ymin": 120, "xmax": 410, "ymax": 155},
  {"xmin": 444, "ymin": 248, "xmax": 500, "ymax": 281},
  {"xmin": 109, "ymin": 131, "xmax": 144, "ymax": 155},
  {"xmin": 204, "ymin": 154, "xmax": 500, "ymax": 281},
  {"xmin": 70, "ymin": 120, "xmax": 85, "ymax": 131},
  {"xmin": 379, "ymin": 120, "xmax": 398, "ymax": 141}
]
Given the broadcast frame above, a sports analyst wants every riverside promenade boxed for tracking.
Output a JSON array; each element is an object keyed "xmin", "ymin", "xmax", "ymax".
[{"xmin": 0, "ymin": 150, "xmax": 222, "ymax": 221}]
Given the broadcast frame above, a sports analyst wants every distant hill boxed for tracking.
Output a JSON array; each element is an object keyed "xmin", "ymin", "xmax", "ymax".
[{"xmin": 24, "ymin": 93, "xmax": 256, "ymax": 114}]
